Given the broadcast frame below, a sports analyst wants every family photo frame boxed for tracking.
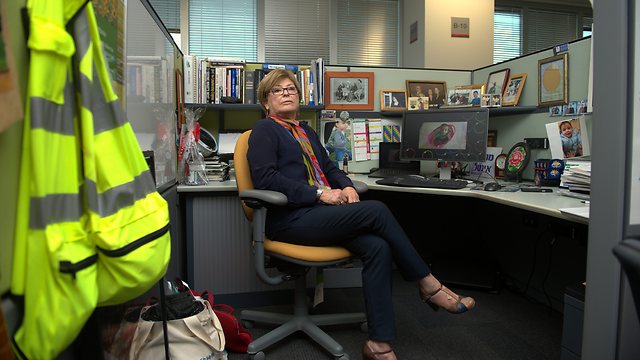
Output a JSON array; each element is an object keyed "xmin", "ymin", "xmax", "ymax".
[
  {"xmin": 485, "ymin": 68, "xmax": 510, "ymax": 97},
  {"xmin": 324, "ymin": 71, "xmax": 374, "ymax": 110},
  {"xmin": 406, "ymin": 80, "xmax": 447, "ymax": 108},
  {"xmin": 380, "ymin": 89, "xmax": 407, "ymax": 111},
  {"xmin": 538, "ymin": 53, "xmax": 568, "ymax": 107}
]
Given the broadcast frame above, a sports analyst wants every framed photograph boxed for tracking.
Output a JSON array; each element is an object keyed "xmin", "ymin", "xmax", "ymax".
[
  {"xmin": 485, "ymin": 68, "xmax": 510, "ymax": 97},
  {"xmin": 446, "ymin": 89, "xmax": 471, "ymax": 106},
  {"xmin": 407, "ymin": 96, "xmax": 429, "ymax": 111},
  {"xmin": 549, "ymin": 105, "xmax": 564, "ymax": 116},
  {"xmin": 480, "ymin": 94, "xmax": 491, "ymax": 107},
  {"xmin": 456, "ymin": 84, "xmax": 485, "ymax": 106},
  {"xmin": 491, "ymin": 94, "xmax": 502, "ymax": 107},
  {"xmin": 325, "ymin": 71, "xmax": 374, "ymax": 110},
  {"xmin": 406, "ymin": 80, "xmax": 447, "ymax": 108},
  {"xmin": 502, "ymin": 73, "xmax": 527, "ymax": 106},
  {"xmin": 380, "ymin": 89, "xmax": 407, "ymax": 111},
  {"xmin": 538, "ymin": 53, "xmax": 568, "ymax": 107}
]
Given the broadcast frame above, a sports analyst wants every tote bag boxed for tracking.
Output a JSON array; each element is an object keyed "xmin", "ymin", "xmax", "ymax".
[{"xmin": 130, "ymin": 297, "xmax": 225, "ymax": 359}]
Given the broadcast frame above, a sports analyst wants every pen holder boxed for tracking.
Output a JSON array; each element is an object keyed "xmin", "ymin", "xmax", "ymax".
[{"xmin": 534, "ymin": 158, "xmax": 564, "ymax": 186}]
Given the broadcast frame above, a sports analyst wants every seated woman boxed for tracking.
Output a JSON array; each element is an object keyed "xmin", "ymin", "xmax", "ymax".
[{"xmin": 247, "ymin": 69, "xmax": 475, "ymax": 360}]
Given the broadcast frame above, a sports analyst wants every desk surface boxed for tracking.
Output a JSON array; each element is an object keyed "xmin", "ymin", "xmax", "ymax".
[{"xmin": 177, "ymin": 174, "xmax": 589, "ymax": 224}]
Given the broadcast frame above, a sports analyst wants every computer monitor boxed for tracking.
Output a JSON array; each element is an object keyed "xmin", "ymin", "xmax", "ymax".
[{"xmin": 400, "ymin": 108, "xmax": 490, "ymax": 178}]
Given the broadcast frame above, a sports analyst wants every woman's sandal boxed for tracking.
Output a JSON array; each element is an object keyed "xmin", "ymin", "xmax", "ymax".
[
  {"xmin": 420, "ymin": 284, "xmax": 475, "ymax": 314},
  {"xmin": 362, "ymin": 343, "xmax": 396, "ymax": 360}
]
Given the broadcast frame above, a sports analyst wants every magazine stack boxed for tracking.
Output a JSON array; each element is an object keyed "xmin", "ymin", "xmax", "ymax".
[{"xmin": 559, "ymin": 160, "xmax": 591, "ymax": 199}]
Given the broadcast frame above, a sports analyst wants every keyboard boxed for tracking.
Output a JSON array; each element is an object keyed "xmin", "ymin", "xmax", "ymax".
[
  {"xmin": 368, "ymin": 168, "xmax": 419, "ymax": 178},
  {"xmin": 375, "ymin": 175, "xmax": 469, "ymax": 190}
]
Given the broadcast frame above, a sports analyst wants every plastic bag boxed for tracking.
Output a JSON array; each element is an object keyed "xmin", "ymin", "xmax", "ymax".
[{"xmin": 179, "ymin": 107, "xmax": 208, "ymax": 185}]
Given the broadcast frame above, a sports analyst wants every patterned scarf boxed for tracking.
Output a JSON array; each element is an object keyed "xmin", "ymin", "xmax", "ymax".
[{"xmin": 270, "ymin": 115, "xmax": 329, "ymax": 189}]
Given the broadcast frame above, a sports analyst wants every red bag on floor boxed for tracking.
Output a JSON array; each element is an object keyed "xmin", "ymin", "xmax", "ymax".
[{"xmin": 176, "ymin": 280, "xmax": 253, "ymax": 353}]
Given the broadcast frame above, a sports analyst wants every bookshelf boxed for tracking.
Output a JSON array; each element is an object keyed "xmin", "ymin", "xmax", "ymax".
[{"xmin": 184, "ymin": 103, "xmax": 325, "ymax": 134}]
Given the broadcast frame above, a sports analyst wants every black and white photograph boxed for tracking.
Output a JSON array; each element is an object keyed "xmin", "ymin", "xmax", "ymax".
[{"xmin": 380, "ymin": 90, "xmax": 407, "ymax": 111}]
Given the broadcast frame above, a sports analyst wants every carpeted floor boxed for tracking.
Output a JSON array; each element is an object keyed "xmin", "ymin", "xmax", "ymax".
[{"xmin": 227, "ymin": 271, "xmax": 563, "ymax": 360}]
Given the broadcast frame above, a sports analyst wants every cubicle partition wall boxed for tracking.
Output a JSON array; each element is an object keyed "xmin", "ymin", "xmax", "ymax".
[
  {"xmin": 125, "ymin": 0, "xmax": 184, "ymax": 282},
  {"xmin": 320, "ymin": 39, "xmax": 592, "ymax": 179}
]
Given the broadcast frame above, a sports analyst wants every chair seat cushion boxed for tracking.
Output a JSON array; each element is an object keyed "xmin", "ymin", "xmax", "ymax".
[{"xmin": 264, "ymin": 239, "xmax": 352, "ymax": 262}]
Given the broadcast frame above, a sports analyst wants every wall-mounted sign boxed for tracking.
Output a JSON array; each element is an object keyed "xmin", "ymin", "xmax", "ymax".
[
  {"xmin": 410, "ymin": 21, "xmax": 418, "ymax": 44},
  {"xmin": 451, "ymin": 17, "xmax": 469, "ymax": 38}
]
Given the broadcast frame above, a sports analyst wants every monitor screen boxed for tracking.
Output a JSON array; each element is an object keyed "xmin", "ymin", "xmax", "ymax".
[{"xmin": 400, "ymin": 108, "xmax": 489, "ymax": 162}]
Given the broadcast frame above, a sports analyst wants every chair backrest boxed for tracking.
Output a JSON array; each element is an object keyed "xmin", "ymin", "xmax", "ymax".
[
  {"xmin": 233, "ymin": 130, "xmax": 254, "ymax": 221},
  {"xmin": 612, "ymin": 238, "xmax": 640, "ymax": 325}
]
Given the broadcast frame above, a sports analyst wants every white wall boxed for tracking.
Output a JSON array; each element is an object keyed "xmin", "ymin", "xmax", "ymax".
[
  {"xmin": 424, "ymin": 0, "xmax": 493, "ymax": 70},
  {"xmin": 402, "ymin": 0, "xmax": 426, "ymax": 68}
]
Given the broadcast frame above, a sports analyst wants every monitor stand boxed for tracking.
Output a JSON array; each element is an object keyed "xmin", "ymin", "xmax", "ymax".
[{"xmin": 438, "ymin": 161, "xmax": 452, "ymax": 180}]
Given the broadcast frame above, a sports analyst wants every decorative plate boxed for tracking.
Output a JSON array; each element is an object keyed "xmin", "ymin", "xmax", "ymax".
[{"xmin": 505, "ymin": 142, "xmax": 530, "ymax": 178}]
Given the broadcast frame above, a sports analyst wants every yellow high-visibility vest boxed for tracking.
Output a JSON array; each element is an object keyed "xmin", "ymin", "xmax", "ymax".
[{"xmin": 12, "ymin": 1, "xmax": 171, "ymax": 358}]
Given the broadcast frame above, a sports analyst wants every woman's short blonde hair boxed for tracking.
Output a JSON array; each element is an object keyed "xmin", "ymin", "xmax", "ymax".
[{"xmin": 256, "ymin": 69, "xmax": 301, "ymax": 114}]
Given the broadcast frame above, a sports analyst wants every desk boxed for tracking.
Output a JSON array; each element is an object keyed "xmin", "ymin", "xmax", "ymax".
[
  {"xmin": 348, "ymin": 174, "xmax": 589, "ymax": 224},
  {"xmin": 178, "ymin": 175, "xmax": 588, "ymax": 308}
]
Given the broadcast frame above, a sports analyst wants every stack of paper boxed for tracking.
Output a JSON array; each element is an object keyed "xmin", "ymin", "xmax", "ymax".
[
  {"xmin": 560, "ymin": 160, "xmax": 591, "ymax": 194},
  {"xmin": 204, "ymin": 160, "xmax": 230, "ymax": 182}
]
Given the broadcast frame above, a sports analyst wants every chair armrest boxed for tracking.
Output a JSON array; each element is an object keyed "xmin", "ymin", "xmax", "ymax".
[
  {"xmin": 352, "ymin": 180, "xmax": 368, "ymax": 194},
  {"xmin": 239, "ymin": 189, "xmax": 288, "ymax": 207}
]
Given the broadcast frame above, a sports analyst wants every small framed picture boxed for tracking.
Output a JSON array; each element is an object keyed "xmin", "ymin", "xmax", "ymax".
[
  {"xmin": 380, "ymin": 89, "xmax": 407, "ymax": 111},
  {"xmin": 538, "ymin": 53, "xmax": 568, "ymax": 107},
  {"xmin": 325, "ymin": 71, "xmax": 374, "ymax": 110},
  {"xmin": 480, "ymin": 94, "xmax": 491, "ymax": 107},
  {"xmin": 485, "ymin": 68, "xmax": 510, "ymax": 97},
  {"xmin": 549, "ymin": 105, "xmax": 564, "ymax": 116},
  {"xmin": 491, "ymin": 94, "xmax": 502, "ymax": 107},
  {"xmin": 406, "ymin": 80, "xmax": 447, "ymax": 108},
  {"xmin": 408, "ymin": 96, "xmax": 429, "ymax": 111},
  {"xmin": 456, "ymin": 84, "xmax": 485, "ymax": 106},
  {"xmin": 564, "ymin": 100, "xmax": 579, "ymax": 116},
  {"xmin": 446, "ymin": 89, "xmax": 471, "ymax": 106},
  {"xmin": 502, "ymin": 73, "xmax": 527, "ymax": 106}
]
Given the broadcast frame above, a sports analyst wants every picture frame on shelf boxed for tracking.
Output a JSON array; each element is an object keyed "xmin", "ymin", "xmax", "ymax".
[
  {"xmin": 407, "ymin": 96, "xmax": 429, "ymax": 111},
  {"xmin": 380, "ymin": 89, "xmax": 407, "ymax": 111},
  {"xmin": 485, "ymin": 68, "xmax": 510, "ymax": 97},
  {"xmin": 502, "ymin": 73, "xmax": 527, "ymax": 106},
  {"xmin": 480, "ymin": 94, "xmax": 491, "ymax": 107},
  {"xmin": 455, "ymin": 84, "xmax": 485, "ymax": 106},
  {"xmin": 324, "ymin": 71, "xmax": 374, "ymax": 110},
  {"xmin": 491, "ymin": 93, "xmax": 502, "ymax": 107},
  {"xmin": 446, "ymin": 89, "xmax": 471, "ymax": 106},
  {"xmin": 538, "ymin": 53, "xmax": 568, "ymax": 107},
  {"xmin": 406, "ymin": 80, "xmax": 447, "ymax": 108}
]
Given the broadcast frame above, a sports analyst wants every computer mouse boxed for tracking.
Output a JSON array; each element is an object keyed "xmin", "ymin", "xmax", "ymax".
[
  {"xmin": 484, "ymin": 182, "xmax": 502, "ymax": 191},
  {"xmin": 408, "ymin": 174, "xmax": 425, "ymax": 180}
]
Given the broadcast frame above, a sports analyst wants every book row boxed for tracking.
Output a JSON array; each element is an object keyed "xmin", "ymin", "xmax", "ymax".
[{"xmin": 183, "ymin": 56, "xmax": 325, "ymax": 106}]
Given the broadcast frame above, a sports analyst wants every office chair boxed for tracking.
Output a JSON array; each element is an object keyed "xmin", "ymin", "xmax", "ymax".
[
  {"xmin": 612, "ymin": 238, "xmax": 640, "ymax": 325},
  {"xmin": 233, "ymin": 130, "xmax": 367, "ymax": 360}
]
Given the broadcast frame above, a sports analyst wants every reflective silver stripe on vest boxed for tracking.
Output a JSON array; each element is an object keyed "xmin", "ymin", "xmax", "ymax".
[
  {"xmin": 29, "ymin": 192, "xmax": 83, "ymax": 230},
  {"xmin": 29, "ymin": 79, "xmax": 77, "ymax": 135},
  {"xmin": 72, "ymin": 6, "xmax": 127, "ymax": 134},
  {"xmin": 84, "ymin": 170, "xmax": 157, "ymax": 217},
  {"xmin": 79, "ymin": 69, "xmax": 128, "ymax": 134}
]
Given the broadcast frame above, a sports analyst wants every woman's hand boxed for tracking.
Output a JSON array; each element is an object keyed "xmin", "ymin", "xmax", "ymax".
[
  {"xmin": 342, "ymin": 186, "xmax": 360, "ymax": 203},
  {"xmin": 318, "ymin": 187, "xmax": 359, "ymax": 205},
  {"xmin": 318, "ymin": 189, "xmax": 347, "ymax": 205}
]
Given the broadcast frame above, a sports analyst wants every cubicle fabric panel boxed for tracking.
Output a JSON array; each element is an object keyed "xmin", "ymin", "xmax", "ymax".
[{"xmin": 12, "ymin": 1, "xmax": 170, "ymax": 358}]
